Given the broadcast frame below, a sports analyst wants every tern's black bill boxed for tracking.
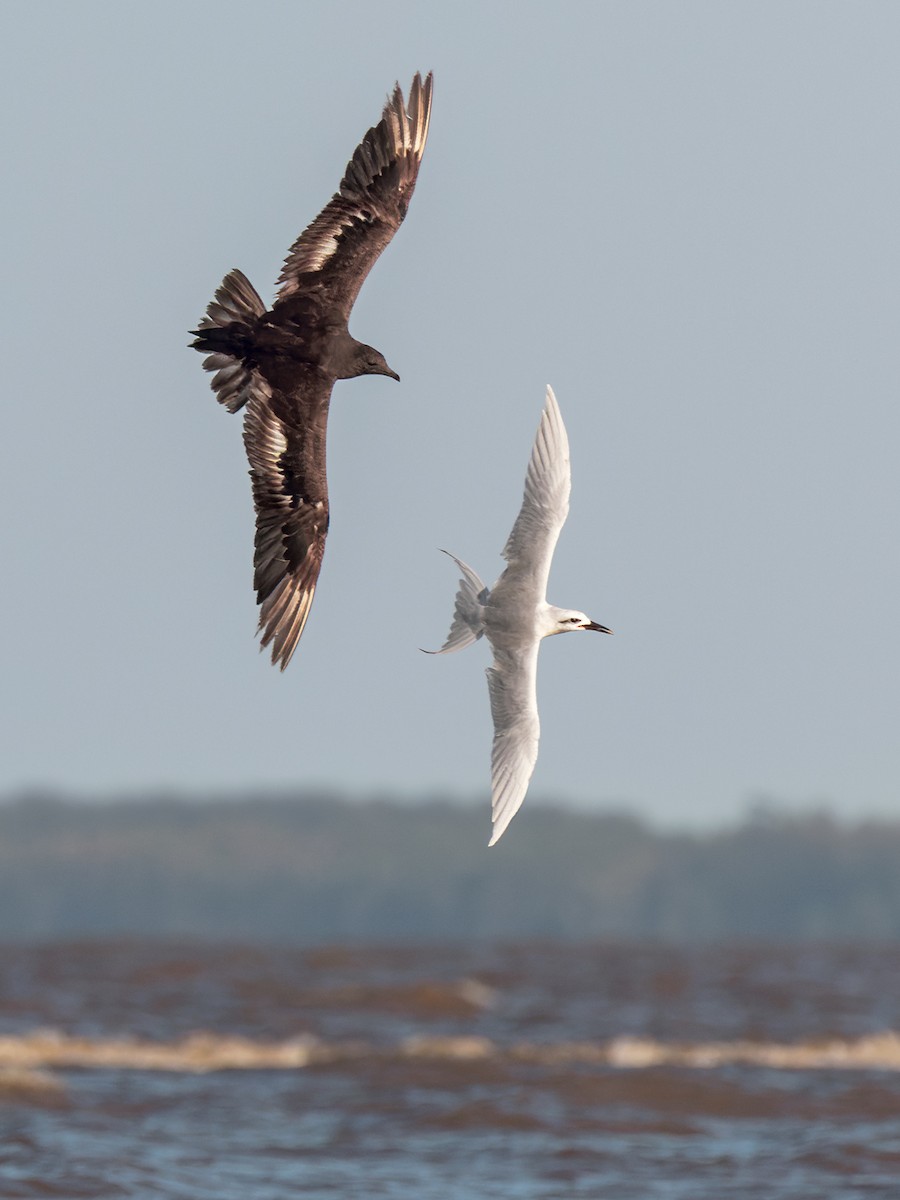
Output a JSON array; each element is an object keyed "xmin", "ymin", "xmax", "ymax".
[{"xmin": 585, "ymin": 622, "xmax": 613, "ymax": 634}]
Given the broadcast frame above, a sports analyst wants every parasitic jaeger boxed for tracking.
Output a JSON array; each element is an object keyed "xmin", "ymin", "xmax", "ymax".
[{"xmin": 192, "ymin": 72, "xmax": 433, "ymax": 669}]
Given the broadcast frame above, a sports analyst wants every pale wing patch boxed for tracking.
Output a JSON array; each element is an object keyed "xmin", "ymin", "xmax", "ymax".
[
  {"xmin": 275, "ymin": 72, "xmax": 433, "ymax": 303},
  {"xmin": 277, "ymin": 202, "xmax": 380, "ymax": 293},
  {"xmin": 242, "ymin": 396, "xmax": 327, "ymax": 670},
  {"xmin": 303, "ymin": 233, "xmax": 339, "ymax": 273},
  {"xmin": 258, "ymin": 573, "xmax": 316, "ymax": 670},
  {"xmin": 288, "ymin": 204, "xmax": 378, "ymax": 276}
]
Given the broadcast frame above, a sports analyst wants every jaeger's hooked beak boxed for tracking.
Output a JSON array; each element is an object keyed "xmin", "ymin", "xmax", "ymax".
[
  {"xmin": 585, "ymin": 622, "xmax": 613, "ymax": 634},
  {"xmin": 386, "ymin": 367, "xmax": 401, "ymax": 382}
]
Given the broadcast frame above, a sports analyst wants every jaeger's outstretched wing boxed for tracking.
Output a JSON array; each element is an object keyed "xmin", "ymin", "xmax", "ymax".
[
  {"xmin": 275, "ymin": 73, "xmax": 433, "ymax": 322},
  {"xmin": 242, "ymin": 381, "xmax": 331, "ymax": 670}
]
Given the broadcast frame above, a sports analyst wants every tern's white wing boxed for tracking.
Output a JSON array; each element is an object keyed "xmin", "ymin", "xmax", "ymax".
[
  {"xmin": 500, "ymin": 386, "xmax": 571, "ymax": 600},
  {"xmin": 486, "ymin": 642, "xmax": 541, "ymax": 846}
]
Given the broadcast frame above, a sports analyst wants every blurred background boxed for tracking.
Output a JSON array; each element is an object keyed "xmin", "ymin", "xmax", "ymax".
[
  {"xmin": 2, "ymin": 0, "xmax": 898, "ymax": 840},
  {"xmin": 3, "ymin": 5, "xmax": 900, "ymax": 1196}
]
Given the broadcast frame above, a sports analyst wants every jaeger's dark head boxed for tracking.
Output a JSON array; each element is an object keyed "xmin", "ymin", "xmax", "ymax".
[{"xmin": 343, "ymin": 341, "xmax": 400, "ymax": 382}]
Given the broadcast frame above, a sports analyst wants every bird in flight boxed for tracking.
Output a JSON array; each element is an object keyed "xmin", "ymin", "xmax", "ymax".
[
  {"xmin": 426, "ymin": 386, "xmax": 612, "ymax": 846},
  {"xmin": 191, "ymin": 72, "xmax": 433, "ymax": 669}
]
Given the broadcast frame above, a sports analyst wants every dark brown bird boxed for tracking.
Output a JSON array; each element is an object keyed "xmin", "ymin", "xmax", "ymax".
[{"xmin": 191, "ymin": 72, "xmax": 433, "ymax": 669}]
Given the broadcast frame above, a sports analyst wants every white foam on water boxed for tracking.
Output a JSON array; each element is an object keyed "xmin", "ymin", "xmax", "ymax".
[{"xmin": 5, "ymin": 1029, "xmax": 900, "ymax": 1074}]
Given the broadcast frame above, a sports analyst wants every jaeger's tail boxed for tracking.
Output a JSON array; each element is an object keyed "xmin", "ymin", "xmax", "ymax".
[
  {"xmin": 423, "ymin": 550, "xmax": 489, "ymax": 655},
  {"xmin": 190, "ymin": 268, "xmax": 266, "ymax": 414}
]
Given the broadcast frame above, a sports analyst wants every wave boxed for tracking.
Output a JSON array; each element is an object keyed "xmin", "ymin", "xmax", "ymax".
[
  {"xmin": 0, "ymin": 1064, "xmax": 68, "ymax": 1105},
  {"xmin": 540, "ymin": 1033, "xmax": 900, "ymax": 1071},
  {"xmin": 4, "ymin": 1029, "xmax": 900, "ymax": 1074}
]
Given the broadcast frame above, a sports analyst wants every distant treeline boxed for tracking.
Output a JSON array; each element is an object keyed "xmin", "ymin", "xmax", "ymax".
[{"xmin": 2, "ymin": 792, "xmax": 900, "ymax": 942}]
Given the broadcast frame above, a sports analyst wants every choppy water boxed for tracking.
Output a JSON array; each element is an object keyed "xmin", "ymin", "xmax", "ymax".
[{"xmin": 3, "ymin": 941, "xmax": 900, "ymax": 1197}]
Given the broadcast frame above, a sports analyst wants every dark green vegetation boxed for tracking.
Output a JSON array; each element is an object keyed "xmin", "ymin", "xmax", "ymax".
[{"xmin": 2, "ymin": 792, "xmax": 899, "ymax": 941}]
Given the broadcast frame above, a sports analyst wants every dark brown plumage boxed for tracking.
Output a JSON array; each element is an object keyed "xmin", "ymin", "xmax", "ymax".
[{"xmin": 191, "ymin": 72, "xmax": 433, "ymax": 669}]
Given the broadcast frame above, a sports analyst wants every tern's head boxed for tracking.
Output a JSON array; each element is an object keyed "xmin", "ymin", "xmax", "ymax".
[{"xmin": 545, "ymin": 607, "xmax": 613, "ymax": 638}]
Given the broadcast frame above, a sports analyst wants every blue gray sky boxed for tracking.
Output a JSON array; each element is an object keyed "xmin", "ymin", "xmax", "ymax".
[{"xmin": 2, "ymin": 1, "xmax": 898, "ymax": 828}]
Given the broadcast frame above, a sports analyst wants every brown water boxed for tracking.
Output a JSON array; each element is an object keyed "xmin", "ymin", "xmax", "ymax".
[{"xmin": 2, "ymin": 940, "xmax": 900, "ymax": 1197}]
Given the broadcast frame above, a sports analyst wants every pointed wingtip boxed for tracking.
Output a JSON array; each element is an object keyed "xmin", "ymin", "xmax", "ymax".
[
  {"xmin": 488, "ymin": 815, "xmax": 512, "ymax": 847},
  {"xmin": 488, "ymin": 822, "xmax": 511, "ymax": 847}
]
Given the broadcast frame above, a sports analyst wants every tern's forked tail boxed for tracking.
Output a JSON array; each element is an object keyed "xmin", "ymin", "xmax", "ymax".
[{"xmin": 424, "ymin": 551, "xmax": 489, "ymax": 655}]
